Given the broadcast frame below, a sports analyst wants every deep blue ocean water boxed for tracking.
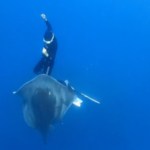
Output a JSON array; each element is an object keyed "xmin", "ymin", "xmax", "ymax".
[{"xmin": 0, "ymin": 0, "xmax": 150, "ymax": 149}]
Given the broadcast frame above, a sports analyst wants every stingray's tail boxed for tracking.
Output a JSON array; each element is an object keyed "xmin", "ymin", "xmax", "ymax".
[
  {"xmin": 72, "ymin": 91, "xmax": 100, "ymax": 106},
  {"xmin": 46, "ymin": 67, "xmax": 50, "ymax": 75},
  {"xmin": 40, "ymin": 128, "xmax": 49, "ymax": 144},
  {"xmin": 79, "ymin": 92, "xmax": 100, "ymax": 104}
]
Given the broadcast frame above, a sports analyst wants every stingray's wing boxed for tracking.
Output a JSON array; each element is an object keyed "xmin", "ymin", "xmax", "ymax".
[{"xmin": 13, "ymin": 74, "xmax": 76, "ymax": 137}]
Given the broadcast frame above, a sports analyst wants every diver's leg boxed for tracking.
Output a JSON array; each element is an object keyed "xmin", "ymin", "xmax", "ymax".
[
  {"xmin": 33, "ymin": 57, "xmax": 45, "ymax": 74},
  {"xmin": 43, "ymin": 58, "xmax": 54, "ymax": 75}
]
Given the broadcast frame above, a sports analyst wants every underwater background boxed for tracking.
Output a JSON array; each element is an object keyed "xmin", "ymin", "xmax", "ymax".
[{"xmin": 0, "ymin": 0, "xmax": 150, "ymax": 149}]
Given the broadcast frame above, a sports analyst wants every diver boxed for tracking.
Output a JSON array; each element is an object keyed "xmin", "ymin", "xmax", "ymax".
[{"xmin": 34, "ymin": 13, "xmax": 57, "ymax": 75}]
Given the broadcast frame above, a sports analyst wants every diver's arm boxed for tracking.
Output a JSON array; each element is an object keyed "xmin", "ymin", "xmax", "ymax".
[
  {"xmin": 41, "ymin": 13, "xmax": 52, "ymax": 30},
  {"xmin": 45, "ymin": 21, "xmax": 52, "ymax": 30}
]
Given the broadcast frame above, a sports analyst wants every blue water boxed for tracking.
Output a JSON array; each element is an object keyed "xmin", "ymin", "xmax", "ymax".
[{"xmin": 0, "ymin": 0, "xmax": 150, "ymax": 149}]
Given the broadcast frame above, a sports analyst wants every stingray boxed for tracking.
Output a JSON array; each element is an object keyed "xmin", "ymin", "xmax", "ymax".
[
  {"xmin": 13, "ymin": 74, "xmax": 78, "ymax": 140},
  {"xmin": 13, "ymin": 74, "xmax": 100, "ymax": 141}
]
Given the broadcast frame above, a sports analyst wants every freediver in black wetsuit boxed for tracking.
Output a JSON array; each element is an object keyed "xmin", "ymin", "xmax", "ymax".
[{"xmin": 34, "ymin": 13, "xmax": 57, "ymax": 75}]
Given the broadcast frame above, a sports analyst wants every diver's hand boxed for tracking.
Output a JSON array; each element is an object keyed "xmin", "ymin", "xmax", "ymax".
[
  {"xmin": 41, "ymin": 13, "xmax": 47, "ymax": 21},
  {"xmin": 42, "ymin": 47, "xmax": 49, "ymax": 57}
]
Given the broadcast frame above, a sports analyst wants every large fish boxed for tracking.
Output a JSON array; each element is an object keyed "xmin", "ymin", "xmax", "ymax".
[{"xmin": 13, "ymin": 74, "xmax": 78, "ymax": 140}]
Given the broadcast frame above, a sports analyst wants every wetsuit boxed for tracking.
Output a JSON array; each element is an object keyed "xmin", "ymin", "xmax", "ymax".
[{"xmin": 34, "ymin": 20, "xmax": 57, "ymax": 75}]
